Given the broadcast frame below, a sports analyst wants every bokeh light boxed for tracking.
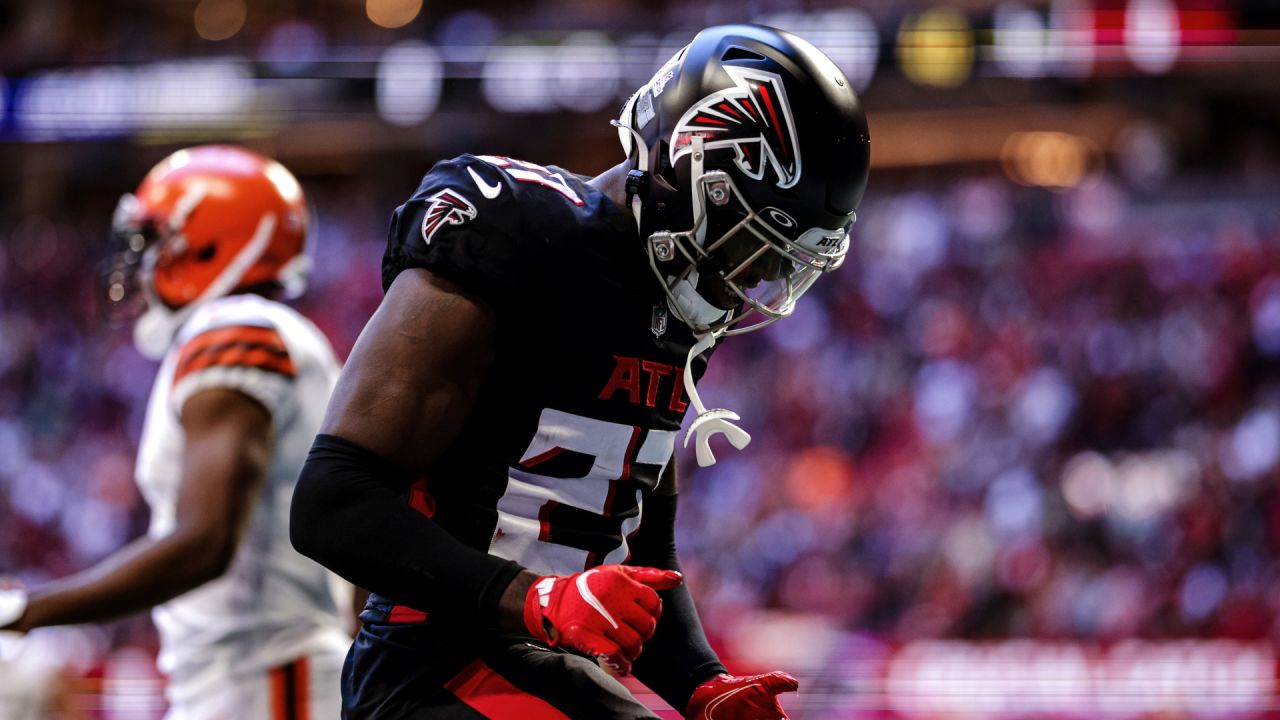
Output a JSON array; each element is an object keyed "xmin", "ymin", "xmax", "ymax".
[
  {"xmin": 553, "ymin": 32, "xmax": 621, "ymax": 112},
  {"xmin": 993, "ymin": 3, "xmax": 1050, "ymax": 78},
  {"xmin": 1049, "ymin": 0, "xmax": 1096, "ymax": 77},
  {"xmin": 897, "ymin": 8, "xmax": 974, "ymax": 88},
  {"xmin": 1125, "ymin": 0, "xmax": 1180, "ymax": 74},
  {"xmin": 259, "ymin": 20, "xmax": 327, "ymax": 75},
  {"xmin": 758, "ymin": 9, "xmax": 880, "ymax": 91},
  {"xmin": 482, "ymin": 42, "xmax": 557, "ymax": 113},
  {"xmin": 193, "ymin": 0, "xmax": 247, "ymax": 42},
  {"xmin": 376, "ymin": 40, "xmax": 442, "ymax": 126},
  {"xmin": 1061, "ymin": 451, "xmax": 1116, "ymax": 519},
  {"xmin": 16, "ymin": 60, "xmax": 253, "ymax": 139},
  {"xmin": 1001, "ymin": 131, "xmax": 1099, "ymax": 189},
  {"xmin": 366, "ymin": 0, "xmax": 423, "ymax": 30}
]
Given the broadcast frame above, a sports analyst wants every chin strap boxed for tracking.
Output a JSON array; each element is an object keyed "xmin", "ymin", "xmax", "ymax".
[
  {"xmin": 610, "ymin": 119, "xmax": 648, "ymax": 234},
  {"xmin": 681, "ymin": 332, "xmax": 751, "ymax": 467}
]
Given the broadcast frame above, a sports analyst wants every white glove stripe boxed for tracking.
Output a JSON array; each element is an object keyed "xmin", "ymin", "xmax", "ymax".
[
  {"xmin": 575, "ymin": 569, "xmax": 619, "ymax": 630},
  {"xmin": 535, "ymin": 576, "xmax": 557, "ymax": 608},
  {"xmin": 704, "ymin": 683, "xmax": 762, "ymax": 720}
]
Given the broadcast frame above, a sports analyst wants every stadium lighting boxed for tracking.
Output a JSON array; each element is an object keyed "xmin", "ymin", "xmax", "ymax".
[
  {"xmin": 376, "ymin": 40, "xmax": 442, "ymax": 126},
  {"xmin": 1001, "ymin": 131, "xmax": 1098, "ymax": 189},
  {"xmin": 757, "ymin": 10, "xmax": 880, "ymax": 91},
  {"xmin": 481, "ymin": 32, "xmax": 622, "ymax": 114},
  {"xmin": 193, "ymin": 0, "xmax": 247, "ymax": 42},
  {"xmin": 992, "ymin": 3, "xmax": 1050, "ymax": 78},
  {"xmin": 897, "ymin": 8, "xmax": 975, "ymax": 88},
  {"xmin": 553, "ymin": 33, "xmax": 621, "ymax": 112},
  {"xmin": 482, "ymin": 43, "xmax": 555, "ymax": 113},
  {"xmin": 16, "ymin": 59, "xmax": 253, "ymax": 139},
  {"xmin": 1048, "ymin": 0, "xmax": 1095, "ymax": 77},
  {"xmin": 366, "ymin": 0, "xmax": 422, "ymax": 30},
  {"xmin": 259, "ymin": 20, "xmax": 327, "ymax": 75},
  {"xmin": 1125, "ymin": 0, "xmax": 1180, "ymax": 74}
]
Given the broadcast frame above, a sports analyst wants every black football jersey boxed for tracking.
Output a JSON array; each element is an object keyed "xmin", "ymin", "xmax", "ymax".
[{"xmin": 373, "ymin": 155, "xmax": 711, "ymax": 620}]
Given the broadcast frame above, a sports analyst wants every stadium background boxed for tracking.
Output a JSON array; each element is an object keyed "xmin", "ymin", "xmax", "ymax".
[{"xmin": 3, "ymin": 0, "xmax": 1280, "ymax": 717}]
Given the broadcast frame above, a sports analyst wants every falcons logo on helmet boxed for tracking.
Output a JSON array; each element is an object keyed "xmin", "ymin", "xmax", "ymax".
[
  {"xmin": 420, "ymin": 189, "xmax": 477, "ymax": 245},
  {"xmin": 670, "ymin": 66, "xmax": 801, "ymax": 189}
]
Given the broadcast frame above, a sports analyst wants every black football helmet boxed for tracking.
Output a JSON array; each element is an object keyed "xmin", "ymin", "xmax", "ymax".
[{"xmin": 616, "ymin": 24, "xmax": 871, "ymax": 337}]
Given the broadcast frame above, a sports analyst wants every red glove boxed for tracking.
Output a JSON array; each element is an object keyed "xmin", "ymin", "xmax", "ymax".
[
  {"xmin": 523, "ymin": 564, "xmax": 682, "ymax": 674},
  {"xmin": 686, "ymin": 672, "xmax": 800, "ymax": 720}
]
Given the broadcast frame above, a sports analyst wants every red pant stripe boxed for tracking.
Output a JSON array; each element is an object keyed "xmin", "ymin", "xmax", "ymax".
[{"xmin": 444, "ymin": 659, "xmax": 570, "ymax": 719}]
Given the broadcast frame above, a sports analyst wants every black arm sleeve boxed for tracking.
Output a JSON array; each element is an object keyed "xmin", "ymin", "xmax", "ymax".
[
  {"xmin": 290, "ymin": 433, "xmax": 522, "ymax": 625},
  {"xmin": 628, "ymin": 491, "xmax": 726, "ymax": 713}
]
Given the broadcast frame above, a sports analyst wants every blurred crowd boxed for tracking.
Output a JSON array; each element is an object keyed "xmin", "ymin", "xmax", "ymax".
[
  {"xmin": 4, "ymin": 144, "xmax": 1280, "ymax": 701},
  {"xmin": 5, "ymin": 4, "xmax": 1280, "ymax": 713},
  {"xmin": 680, "ymin": 167, "xmax": 1280, "ymax": 657}
]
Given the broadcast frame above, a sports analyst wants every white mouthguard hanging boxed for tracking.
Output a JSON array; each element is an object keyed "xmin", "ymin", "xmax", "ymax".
[
  {"xmin": 611, "ymin": 120, "xmax": 750, "ymax": 467},
  {"xmin": 681, "ymin": 332, "xmax": 751, "ymax": 467}
]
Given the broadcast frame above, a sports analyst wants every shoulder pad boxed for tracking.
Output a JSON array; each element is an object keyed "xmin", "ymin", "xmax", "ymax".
[{"xmin": 382, "ymin": 155, "xmax": 531, "ymax": 300}]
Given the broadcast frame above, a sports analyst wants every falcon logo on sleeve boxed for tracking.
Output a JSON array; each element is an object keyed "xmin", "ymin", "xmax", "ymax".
[
  {"xmin": 669, "ymin": 66, "xmax": 802, "ymax": 189},
  {"xmin": 420, "ymin": 189, "xmax": 478, "ymax": 245}
]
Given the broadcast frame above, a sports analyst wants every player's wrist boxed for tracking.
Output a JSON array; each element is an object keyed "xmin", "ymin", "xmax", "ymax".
[
  {"xmin": 0, "ymin": 588, "xmax": 30, "ymax": 633},
  {"xmin": 692, "ymin": 670, "xmax": 731, "ymax": 691},
  {"xmin": 500, "ymin": 569, "xmax": 540, "ymax": 633}
]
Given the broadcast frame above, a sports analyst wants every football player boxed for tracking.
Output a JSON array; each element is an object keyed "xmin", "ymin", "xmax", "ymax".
[
  {"xmin": 0, "ymin": 146, "xmax": 354, "ymax": 719},
  {"xmin": 291, "ymin": 24, "xmax": 870, "ymax": 720}
]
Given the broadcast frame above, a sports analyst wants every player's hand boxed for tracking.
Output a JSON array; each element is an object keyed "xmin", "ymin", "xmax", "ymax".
[
  {"xmin": 523, "ymin": 564, "xmax": 682, "ymax": 674},
  {"xmin": 685, "ymin": 672, "xmax": 800, "ymax": 720}
]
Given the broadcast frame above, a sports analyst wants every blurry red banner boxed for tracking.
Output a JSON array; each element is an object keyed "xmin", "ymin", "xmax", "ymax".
[
  {"xmin": 1092, "ymin": 0, "xmax": 1237, "ymax": 47},
  {"xmin": 884, "ymin": 640, "xmax": 1275, "ymax": 717}
]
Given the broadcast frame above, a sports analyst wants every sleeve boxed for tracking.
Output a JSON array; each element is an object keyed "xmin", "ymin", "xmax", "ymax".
[
  {"xmin": 381, "ymin": 155, "xmax": 528, "ymax": 307},
  {"xmin": 290, "ymin": 433, "xmax": 523, "ymax": 625},
  {"xmin": 629, "ymin": 490, "xmax": 727, "ymax": 712},
  {"xmin": 169, "ymin": 321, "xmax": 296, "ymax": 420}
]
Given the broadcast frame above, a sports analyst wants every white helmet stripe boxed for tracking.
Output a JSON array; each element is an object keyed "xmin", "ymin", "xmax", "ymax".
[{"xmin": 194, "ymin": 212, "xmax": 277, "ymax": 305}]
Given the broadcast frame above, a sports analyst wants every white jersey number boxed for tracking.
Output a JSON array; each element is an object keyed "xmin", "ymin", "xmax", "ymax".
[
  {"xmin": 476, "ymin": 155, "xmax": 585, "ymax": 206},
  {"xmin": 489, "ymin": 408, "xmax": 675, "ymax": 574}
]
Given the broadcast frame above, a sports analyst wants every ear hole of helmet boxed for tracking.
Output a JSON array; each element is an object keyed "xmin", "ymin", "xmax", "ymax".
[
  {"xmin": 196, "ymin": 244, "xmax": 217, "ymax": 262},
  {"xmin": 720, "ymin": 46, "xmax": 765, "ymax": 62}
]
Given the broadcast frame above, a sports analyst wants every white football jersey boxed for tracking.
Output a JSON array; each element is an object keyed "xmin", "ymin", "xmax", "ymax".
[{"xmin": 134, "ymin": 294, "xmax": 351, "ymax": 706}]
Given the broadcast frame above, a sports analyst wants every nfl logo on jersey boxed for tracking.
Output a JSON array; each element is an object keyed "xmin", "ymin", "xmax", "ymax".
[{"xmin": 651, "ymin": 304, "xmax": 668, "ymax": 338}]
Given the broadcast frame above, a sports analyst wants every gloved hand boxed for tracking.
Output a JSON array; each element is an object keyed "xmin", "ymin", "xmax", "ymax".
[
  {"xmin": 523, "ymin": 564, "xmax": 682, "ymax": 674},
  {"xmin": 686, "ymin": 672, "xmax": 800, "ymax": 720}
]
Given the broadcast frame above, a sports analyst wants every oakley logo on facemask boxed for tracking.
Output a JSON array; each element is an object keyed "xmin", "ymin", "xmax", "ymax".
[
  {"xmin": 420, "ymin": 189, "xmax": 477, "ymax": 245},
  {"xmin": 670, "ymin": 66, "xmax": 802, "ymax": 189}
]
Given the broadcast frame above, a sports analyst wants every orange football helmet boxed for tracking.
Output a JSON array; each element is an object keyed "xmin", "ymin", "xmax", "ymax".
[{"xmin": 107, "ymin": 145, "xmax": 313, "ymax": 358}]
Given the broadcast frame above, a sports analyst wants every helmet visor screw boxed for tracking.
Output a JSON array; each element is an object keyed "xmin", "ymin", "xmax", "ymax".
[
  {"xmin": 652, "ymin": 234, "xmax": 676, "ymax": 261},
  {"xmin": 707, "ymin": 181, "xmax": 729, "ymax": 206}
]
